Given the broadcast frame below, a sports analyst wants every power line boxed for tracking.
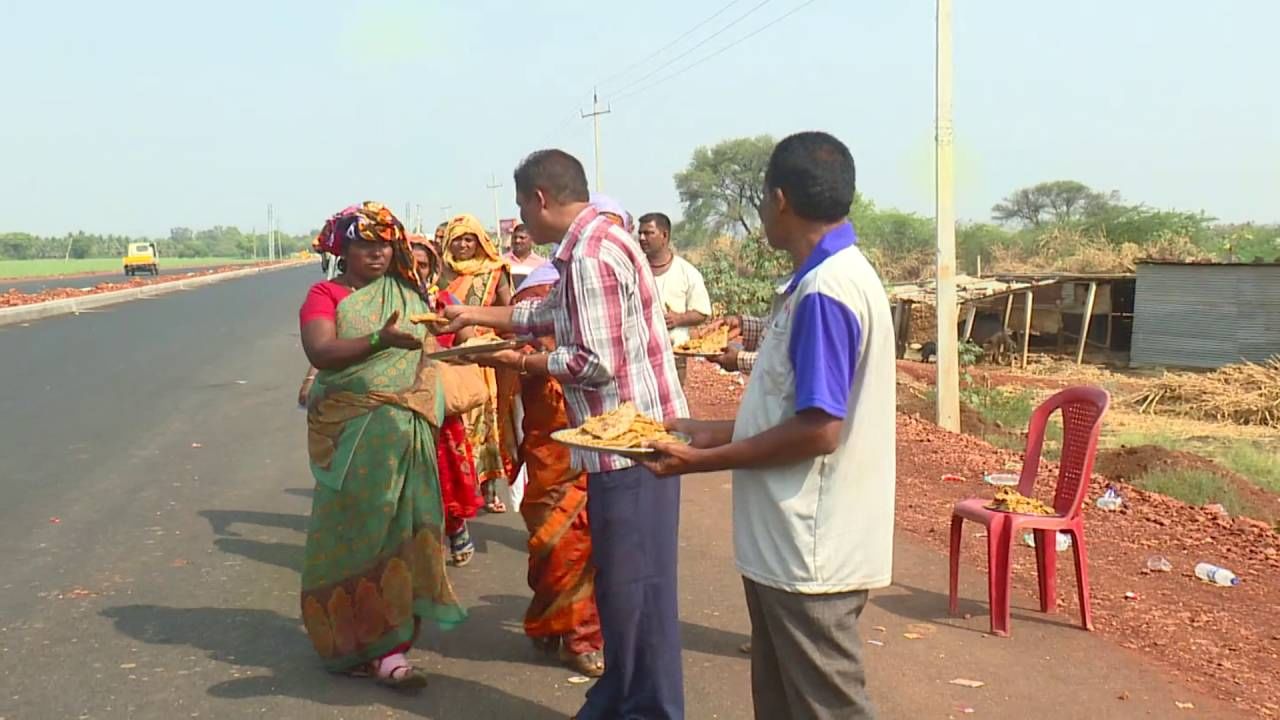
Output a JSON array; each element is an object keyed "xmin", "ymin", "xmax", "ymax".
[
  {"xmin": 612, "ymin": 0, "xmax": 819, "ymax": 105},
  {"xmin": 537, "ymin": 110, "xmax": 582, "ymax": 148},
  {"xmin": 607, "ymin": 0, "xmax": 775, "ymax": 99},
  {"xmin": 595, "ymin": 0, "xmax": 747, "ymax": 91}
]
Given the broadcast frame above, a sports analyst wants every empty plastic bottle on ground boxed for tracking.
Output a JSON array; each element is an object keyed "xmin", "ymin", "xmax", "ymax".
[
  {"xmin": 1194, "ymin": 563, "xmax": 1239, "ymax": 587},
  {"xmin": 1096, "ymin": 487, "xmax": 1123, "ymax": 511}
]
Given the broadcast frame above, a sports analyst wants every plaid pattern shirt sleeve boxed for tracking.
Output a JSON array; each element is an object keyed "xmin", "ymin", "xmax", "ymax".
[
  {"xmin": 740, "ymin": 315, "xmax": 766, "ymax": 351},
  {"xmin": 511, "ymin": 292, "xmax": 558, "ymax": 338},
  {"xmin": 737, "ymin": 350, "xmax": 758, "ymax": 374},
  {"xmin": 544, "ymin": 254, "xmax": 623, "ymax": 388}
]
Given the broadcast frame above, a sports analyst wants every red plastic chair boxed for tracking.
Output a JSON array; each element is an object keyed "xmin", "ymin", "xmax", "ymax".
[{"xmin": 948, "ymin": 386, "xmax": 1110, "ymax": 636}]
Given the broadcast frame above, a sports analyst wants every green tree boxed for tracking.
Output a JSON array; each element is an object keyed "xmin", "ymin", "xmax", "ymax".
[
  {"xmin": 1082, "ymin": 204, "xmax": 1213, "ymax": 247},
  {"xmin": 698, "ymin": 235, "xmax": 791, "ymax": 316},
  {"xmin": 850, "ymin": 194, "xmax": 937, "ymax": 281},
  {"xmin": 957, "ymin": 222, "xmax": 1014, "ymax": 274},
  {"xmin": 674, "ymin": 135, "xmax": 774, "ymax": 238},
  {"xmin": 0, "ymin": 233, "xmax": 40, "ymax": 259}
]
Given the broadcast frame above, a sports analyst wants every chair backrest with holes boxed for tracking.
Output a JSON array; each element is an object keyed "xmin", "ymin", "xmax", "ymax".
[{"xmin": 1017, "ymin": 386, "xmax": 1110, "ymax": 516}]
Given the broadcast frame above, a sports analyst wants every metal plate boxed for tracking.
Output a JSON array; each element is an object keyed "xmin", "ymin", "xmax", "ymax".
[
  {"xmin": 550, "ymin": 429, "xmax": 691, "ymax": 460},
  {"xmin": 424, "ymin": 339, "xmax": 520, "ymax": 361}
]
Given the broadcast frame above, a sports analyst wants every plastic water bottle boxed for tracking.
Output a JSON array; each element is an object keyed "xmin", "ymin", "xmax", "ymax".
[
  {"xmin": 1096, "ymin": 487, "xmax": 1123, "ymax": 512},
  {"xmin": 1146, "ymin": 555, "xmax": 1173, "ymax": 573},
  {"xmin": 1194, "ymin": 563, "xmax": 1239, "ymax": 587},
  {"xmin": 1022, "ymin": 531, "xmax": 1072, "ymax": 552}
]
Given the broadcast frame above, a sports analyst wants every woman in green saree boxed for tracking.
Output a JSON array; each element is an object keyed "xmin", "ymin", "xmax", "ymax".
[{"xmin": 298, "ymin": 202, "xmax": 467, "ymax": 689}]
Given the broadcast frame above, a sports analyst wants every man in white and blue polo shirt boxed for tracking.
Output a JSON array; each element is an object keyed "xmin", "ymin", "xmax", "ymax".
[{"xmin": 645, "ymin": 131, "xmax": 895, "ymax": 720}]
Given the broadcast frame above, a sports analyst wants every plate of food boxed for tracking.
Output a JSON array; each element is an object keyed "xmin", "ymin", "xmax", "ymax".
[
  {"xmin": 424, "ymin": 335, "xmax": 520, "ymax": 361},
  {"xmin": 673, "ymin": 325, "xmax": 730, "ymax": 358},
  {"xmin": 552, "ymin": 402, "xmax": 690, "ymax": 459}
]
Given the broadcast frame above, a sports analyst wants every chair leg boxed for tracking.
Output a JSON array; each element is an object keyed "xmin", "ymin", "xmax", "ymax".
[
  {"xmin": 988, "ymin": 521, "xmax": 1012, "ymax": 637},
  {"xmin": 1070, "ymin": 526, "xmax": 1093, "ymax": 631},
  {"xmin": 948, "ymin": 515, "xmax": 964, "ymax": 616},
  {"xmin": 1034, "ymin": 529, "xmax": 1057, "ymax": 614}
]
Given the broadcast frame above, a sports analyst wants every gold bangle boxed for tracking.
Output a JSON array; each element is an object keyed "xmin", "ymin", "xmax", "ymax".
[{"xmin": 519, "ymin": 354, "xmax": 529, "ymax": 374}]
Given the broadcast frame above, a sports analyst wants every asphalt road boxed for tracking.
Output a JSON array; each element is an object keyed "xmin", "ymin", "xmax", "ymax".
[
  {"xmin": 2, "ymin": 266, "xmax": 224, "ymax": 295},
  {"xmin": 0, "ymin": 266, "xmax": 1237, "ymax": 719}
]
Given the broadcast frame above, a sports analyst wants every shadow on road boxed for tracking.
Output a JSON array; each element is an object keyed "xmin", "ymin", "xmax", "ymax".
[
  {"xmin": 871, "ymin": 581, "xmax": 1069, "ymax": 635},
  {"xmin": 200, "ymin": 507, "xmax": 308, "ymax": 572},
  {"xmin": 284, "ymin": 487, "xmax": 315, "ymax": 500},
  {"xmin": 466, "ymin": 517, "xmax": 529, "ymax": 555},
  {"xmin": 100, "ymin": 604, "xmax": 564, "ymax": 718},
  {"xmin": 199, "ymin": 509, "xmax": 308, "ymax": 537},
  {"xmin": 679, "ymin": 620, "xmax": 750, "ymax": 660},
  {"xmin": 215, "ymin": 538, "xmax": 303, "ymax": 572}
]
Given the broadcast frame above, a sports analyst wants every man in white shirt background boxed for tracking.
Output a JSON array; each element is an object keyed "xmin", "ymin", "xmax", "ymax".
[{"xmin": 637, "ymin": 212, "xmax": 712, "ymax": 384}]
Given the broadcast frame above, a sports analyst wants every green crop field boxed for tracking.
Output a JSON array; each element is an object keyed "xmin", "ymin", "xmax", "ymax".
[{"xmin": 0, "ymin": 257, "xmax": 259, "ymax": 279}]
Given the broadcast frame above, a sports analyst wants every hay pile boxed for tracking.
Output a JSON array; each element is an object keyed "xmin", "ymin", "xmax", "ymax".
[{"xmin": 1130, "ymin": 357, "xmax": 1280, "ymax": 428}]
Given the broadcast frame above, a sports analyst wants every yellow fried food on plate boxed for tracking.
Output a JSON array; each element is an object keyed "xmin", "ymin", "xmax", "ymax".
[
  {"xmin": 562, "ymin": 403, "xmax": 682, "ymax": 449},
  {"xmin": 408, "ymin": 312, "xmax": 443, "ymax": 324},
  {"xmin": 676, "ymin": 325, "xmax": 730, "ymax": 354},
  {"xmin": 581, "ymin": 402, "xmax": 638, "ymax": 440},
  {"xmin": 986, "ymin": 486, "xmax": 1055, "ymax": 515}
]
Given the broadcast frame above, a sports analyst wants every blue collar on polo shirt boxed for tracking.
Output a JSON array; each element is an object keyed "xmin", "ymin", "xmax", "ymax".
[{"xmin": 781, "ymin": 222, "xmax": 858, "ymax": 295}]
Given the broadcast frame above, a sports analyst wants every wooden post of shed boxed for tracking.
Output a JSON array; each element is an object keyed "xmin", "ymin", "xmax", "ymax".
[
  {"xmin": 1076, "ymin": 281, "xmax": 1098, "ymax": 365},
  {"xmin": 1003, "ymin": 293, "xmax": 1015, "ymax": 332},
  {"xmin": 1020, "ymin": 289, "xmax": 1034, "ymax": 368},
  {"xmin": 962, "ymin": 304, "xmax": 977, "ymax": 341},
  {"xmin": 893, "ymin": 301, "xmax": 907, "ymax": 358}
]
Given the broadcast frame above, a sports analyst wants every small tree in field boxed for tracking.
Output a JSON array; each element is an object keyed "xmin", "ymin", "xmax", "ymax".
[{"xmin": 992, "ymin": 180, "xmax": 1116, "ymax": 227}]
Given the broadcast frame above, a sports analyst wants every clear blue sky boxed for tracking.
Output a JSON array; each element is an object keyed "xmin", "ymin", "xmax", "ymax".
[{"xmin": 2, "ymin": 0, "xmax": 1276, "ymax": 237}]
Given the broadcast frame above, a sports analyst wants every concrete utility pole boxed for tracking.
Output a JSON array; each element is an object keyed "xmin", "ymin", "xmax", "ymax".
[
  {"xmin": 266, "ymin": 204, "xmax": 275, "ymax": 262},
  {"xmin": 581, "ymin": 88, "xmax": 612, "ymax": 192},
  {"xmin": 486, "ymin": 173, "xmax": 503, "ymax": 251},
  {"xmin": 934, "ymin": 0, "xmax": 961, "ymax": 432}
]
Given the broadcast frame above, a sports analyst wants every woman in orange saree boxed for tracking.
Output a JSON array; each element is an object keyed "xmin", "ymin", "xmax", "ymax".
[
  {"xmin": 506, "ymin": 265, "xmax": 604, "ymax": 677},
  {"xmin": 440, "ymin": 213, "xmax": 514, "ymax": 514}
]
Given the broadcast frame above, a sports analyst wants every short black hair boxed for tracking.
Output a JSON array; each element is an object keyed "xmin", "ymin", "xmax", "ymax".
[
  {"xmin": 513, "ymin": 149, "xmax": 590, "ymax": 204},
  {"xmin": 764, "ymin": 131, "xmax": 856, "ymax": 222},
  {"xmin": 637, "ymin": 212, "xmax": 671, "ymax": 233}
]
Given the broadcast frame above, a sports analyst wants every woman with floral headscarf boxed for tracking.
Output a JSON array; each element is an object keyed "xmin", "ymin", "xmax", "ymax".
[
  {"xmin": 440, "ymin": 213, "xmax": 514, "ymax": 513},
  {"xmin": 297, "ymin": 202, "xmax": 475, "ymax": 689}
]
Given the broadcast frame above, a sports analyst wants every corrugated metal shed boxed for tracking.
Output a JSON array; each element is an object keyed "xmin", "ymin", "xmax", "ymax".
[{"xmin": 1131, "ymin": 263, "xmax": 1280, "ymax": 368}]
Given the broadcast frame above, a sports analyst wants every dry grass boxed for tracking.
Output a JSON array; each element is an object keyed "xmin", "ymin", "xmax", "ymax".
[
  {"xmin": 985, "ymin": 228, "xmax": 1212, "ymax": 276},
  {"xmin": 1130, "ymin": 358, "xmax": 1280, "ymax": 428}
]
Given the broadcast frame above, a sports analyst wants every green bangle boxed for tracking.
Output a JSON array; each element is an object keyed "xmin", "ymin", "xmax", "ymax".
[{"xmin": 369, "ymin": 332, "xmax": 382, "ymax": 348}]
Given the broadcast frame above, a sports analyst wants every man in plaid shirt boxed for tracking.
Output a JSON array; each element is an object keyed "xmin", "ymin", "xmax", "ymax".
[{"xmin": 442, "ymin": 149, "xmax": 688, "ymax": 720}]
